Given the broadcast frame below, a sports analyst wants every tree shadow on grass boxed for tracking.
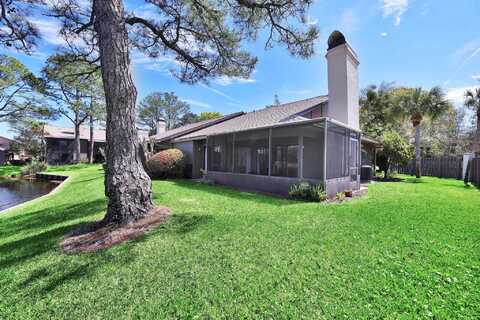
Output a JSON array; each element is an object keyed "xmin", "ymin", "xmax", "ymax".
[
  {"xmin": 11, "ymin": 215, "xmax": 212, "ymax": 295},
  {"xmin": 16, "ymin": 241, "xmax": 138, "ymax": 295},
  {"xmin": 0, "ymin": 199, "xmax": 107, "ymax": 239}
]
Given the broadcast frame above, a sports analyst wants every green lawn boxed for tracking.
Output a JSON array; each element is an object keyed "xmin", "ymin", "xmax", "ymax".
[
  {"xmin": 0, "ymin": 165, "xmax": 479, "ymax": 319},
  {"xmin": 0, "ymin": 164, "xmax": 23, "ymax": 177}
]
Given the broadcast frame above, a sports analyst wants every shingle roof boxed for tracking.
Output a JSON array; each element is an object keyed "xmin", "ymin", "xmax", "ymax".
[
  {"xmin": 174, "ymin": 95, "xmax": 328, "ymax": 141},
  {"xmin": 153, "ymin": 112, "xmax": 244, "ymax": 143},
  {"xmin": 0, "ymin": 136, "xmax": 15, "ymax": 151},
  {"xmin": 43, "ymin": 125, "xmax": 149, "ymax": 142}
]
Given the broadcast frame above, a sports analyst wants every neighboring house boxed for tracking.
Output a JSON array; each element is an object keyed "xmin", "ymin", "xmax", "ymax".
[
  {"xmin": 43, "ymin": 125, "xmax": 149, "ymax": 164},
  {"xmin": 0, "ymin": 136, "xmax": 29, "ymax": 165},
  {"xmin": 152, "ymin": 31, "xmax": 379, "ymax": 197},
  {"xmin": 43, "ymin": 125, "xmax": 107, "ymax": 164}
]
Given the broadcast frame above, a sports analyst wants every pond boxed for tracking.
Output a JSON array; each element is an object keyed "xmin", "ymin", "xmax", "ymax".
[{"xmin": 0, "ymin": 179, "xmax": 59, "ymax": 212}]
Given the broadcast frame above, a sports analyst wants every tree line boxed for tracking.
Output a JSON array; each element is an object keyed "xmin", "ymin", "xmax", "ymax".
[
  {"xmin": 360, "ymin": 83, "xmax": 480, "ymax": 179},
  {"xmin": 1, "ymin": 53, "xmax": 222, "ymax": 161}
]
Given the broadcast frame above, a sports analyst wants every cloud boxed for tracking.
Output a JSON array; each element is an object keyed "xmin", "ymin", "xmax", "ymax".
[
  {"xmin": 181, "ymin": 98, "xmax": 211, "ymax": 109},
  {"xmin": 380, "ymin": 32, "xmax": 388, "ymax": 37},
  {"xmin": 444, "ymin": 40, "xmax": 480, "ymax": 85},
  {"xmin": 473, "ymin": 75, "xmax": 480, "ymax": 81},
  {"xmin": 286, "ymin": 89, "xmax": 313, "ymax": 96},
  {"xmin": 446, "ymin": 85, "xmax": 480, "ymax": 105},
  {"xmin": 131, "ymin": 3, "xmax": 160, "ymax": 21},
  {"xmin": 29, "ymin": 18, "xmax": 64, "ymax": 46},
  {"xmin": 213, "ymin": 76, "xmax": 256, "ymax": 86},
  {"xmin": 340, "ymin": 9, "xmax": 359, "ymax": 33},
  {"xmin": 198, "ymin": 83, "xmax": 241, "ymax": 104},
  {"xmin": 380, "ymin": 0, "xmax": 408, "ymax": 26},
  {"xmin": 132, "ymin": 52, "xmax": 181, "ymax": 75}
]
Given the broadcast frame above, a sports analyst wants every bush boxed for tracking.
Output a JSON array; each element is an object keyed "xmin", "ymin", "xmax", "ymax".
[
  {"xmin": 310, "ymin": 184, "xmax": 328, "ymax": 202},
  {"xmin": 289, "ymin": 182, "xmax": 327, "ymax": 202},
  {"xmin": 147, "ymin": 148, "xmax": 185, "ymax": 179},
  {"xmin": 21, "ymin": 161, "xmax": 48, "ymax": 176},
  {"xmin": 335, "ymin": 192, "xmax": 345, "ymax": 202}
]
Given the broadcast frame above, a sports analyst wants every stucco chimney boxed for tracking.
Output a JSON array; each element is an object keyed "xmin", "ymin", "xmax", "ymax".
[
  {"xmin": 156, "ymin": 118, "xmax": 166, "ymax": 134},
  {"xmin": 325, "ymin": 31, "xmax": 360, "ymax": 130}
]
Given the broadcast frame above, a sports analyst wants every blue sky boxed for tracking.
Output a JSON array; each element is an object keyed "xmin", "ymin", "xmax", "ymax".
[{"xmin": 1, "ymin": 0, "xmax": 479, "ymax": 138}]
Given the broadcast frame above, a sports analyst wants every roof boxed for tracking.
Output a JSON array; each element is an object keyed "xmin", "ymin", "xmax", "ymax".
[
  {"xmin": 0, "ymin": 136, "xmax": 15, "ymax": 151},
  {"xmin": 361, "ymin": 135, "xmax": 380, "ymax": 146},
  {"xmin": 43, "ymin": 125, "xmax": 149, "ymax": 142},
  {"xmin": 174, "ymin": 95, "xmax": 328, "ymax": 142},
  {"xmin": 153, "ymin": 112, "xmax": 244, "ymax": 143}
]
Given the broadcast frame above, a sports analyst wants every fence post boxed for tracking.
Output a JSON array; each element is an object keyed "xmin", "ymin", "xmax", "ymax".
[{"xmin": 462, "ymin": 153, "xmax": 474, "ymax": 180}]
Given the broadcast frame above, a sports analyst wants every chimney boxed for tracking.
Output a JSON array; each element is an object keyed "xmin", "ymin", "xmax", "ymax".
[
  {"xmin": 156, "ymin": 118, "xmax": 166, "ymax": 134},
  {"xmin": 325, "ymin": 31, "xmax": 360, "ymax": 130}
]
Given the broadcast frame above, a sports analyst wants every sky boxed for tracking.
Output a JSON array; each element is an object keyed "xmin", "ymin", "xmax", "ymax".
[{"xmin": 1, "ymin": 0, "xmax": 479, "ymax": 138}]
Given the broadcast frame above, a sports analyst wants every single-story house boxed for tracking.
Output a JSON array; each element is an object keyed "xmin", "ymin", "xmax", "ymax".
[
  {"xmin": 43, "ymin": 125, "xmax": 107, "ymax": 164},
  {"xmin": 152, "ymin": 31, "xmax": 379, "ymax": 197},
  {"xmin": 0, "ymin": 136, "xmax": 29, "ymax": 165}
]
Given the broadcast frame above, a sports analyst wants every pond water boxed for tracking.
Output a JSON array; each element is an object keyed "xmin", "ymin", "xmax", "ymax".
[{"xmin": 0, "ymin": 179, "xmax": 58, "ymax": 212}]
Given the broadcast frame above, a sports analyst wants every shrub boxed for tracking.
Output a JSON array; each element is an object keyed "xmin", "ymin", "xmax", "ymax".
[
  {"xmin": 21, "ymin": 161, "xmax": 48, "ymax": 176},
  {"xmin": 335, "ymin": 192, "xmax": 345, "ymax": 202},
  {"xmin": 147, "ymin": 148, "xmax": 185, "ymax": 179},
  {"xmin": 289, "ymin": 182, "xmax": 327, "ymax": 202},
  {"xmin": 310, "ymin": 184, "xmax": 328, "ymax": 202}
]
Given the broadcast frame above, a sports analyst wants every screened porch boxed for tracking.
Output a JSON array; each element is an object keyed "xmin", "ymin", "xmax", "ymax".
[{"xmin": 205, "ymin": 118, "xmax": 361, "ymax": 196}]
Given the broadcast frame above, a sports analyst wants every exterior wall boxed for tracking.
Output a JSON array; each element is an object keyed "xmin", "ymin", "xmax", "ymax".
[
  {"xmin": 361, "ymin": 142, "xmax": 376, "ymax": 166},
  {"xmin": 173, "ymin": 141, "xmax": 194, "ymax": 178},
  {"xmin": 325, "ymin": 177, "xmax": 359, "ymax": 197},
  {"xmin": 206, "ymin": 171, "xmax": 359, "ymax": 198},
  {"xmin": 0, "ymin": 151, "xmax": 5, "ymax": 165},
  {"xmin": 326, "ymin": 43, "xmax": 360, "ymax": 130}
]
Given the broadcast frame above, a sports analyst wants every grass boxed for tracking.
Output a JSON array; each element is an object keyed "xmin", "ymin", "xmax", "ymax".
[
  {"xmin": 0, "ymin": 164, "xmax": 23, "ymax": 177},
  {"xmin": 0, "ymin": 165, "xmax": 479, "ymax": 319}
]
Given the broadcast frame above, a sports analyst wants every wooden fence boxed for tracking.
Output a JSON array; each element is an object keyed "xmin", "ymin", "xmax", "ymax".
[
  {"xmin": 468, "ymin": 158, "xmax": 480, "ymax": 186},
  {"xmin": 395, "ymin": 156, "xmax": 463, "ymax": 179}
]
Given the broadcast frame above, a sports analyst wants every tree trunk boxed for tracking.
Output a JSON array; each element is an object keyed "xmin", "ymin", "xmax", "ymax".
[
  {"xmin": 414, "ymin": 122, "xmax": 422, "ymax": 178},
  {"xmin": 73, "ymin": 112, "xmax": 81, "ymax": 163},
  {"xmin": 93, "ymin": 0, "xmax": 153, "ymax": 225},
  {"xmin": 89, "ymin": 115, "xmax": 95, "ymax": 164}
]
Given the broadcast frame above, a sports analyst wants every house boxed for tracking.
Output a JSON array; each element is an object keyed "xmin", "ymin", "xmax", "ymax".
[
  {"xmin": 153, "ymin": 31, "xmax": 379, "ymax": 197},
  {"xmin": 0, "ymin": 136, "xmax": 29, "ymax": 165},
  {"xmin": 43, "ymin": 125, "xmax": 107, "ymax": 164}
]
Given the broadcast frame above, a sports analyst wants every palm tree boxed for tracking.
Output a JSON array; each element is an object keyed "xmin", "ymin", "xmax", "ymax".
[
  {"xmin": 395, "ymin": 87, "xmax": 450, "ymax": 178},
  {"xmin": 464, "ymin": 88, "xmax": 480, "ymax": 156}
]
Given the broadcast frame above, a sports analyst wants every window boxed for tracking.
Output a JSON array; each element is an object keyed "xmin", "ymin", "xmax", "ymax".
[
  {"xmin": 234, "ymin": 130, "xmax": 269, "ymax": 175},
  {"xmin": 271, "ymin": 127, "xmax": 300, "ymax": 177},
  {"xmin": 207, "ymin": 134, "xmax": 233, "ymax": 172}
]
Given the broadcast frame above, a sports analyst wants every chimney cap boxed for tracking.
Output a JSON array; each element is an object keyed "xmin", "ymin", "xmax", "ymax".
[{"xmin": 327, "ymin": 31, "xmax": 346, "ymax": 50}]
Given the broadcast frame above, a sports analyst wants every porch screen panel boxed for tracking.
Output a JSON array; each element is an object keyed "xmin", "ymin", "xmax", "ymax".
[
  {"xmin": 207, "ymin": 134, "xmax": 233, "ymax": 172},
  {"xmin": 234, "ymin": 129, "xmax": 269, "ymax": 175},
  {"xmin": 302, "ymin": 122, "xmax": 325, "ymax": 180},
  {"xmin": 326, "ymin": 122, "xmax": 348, "ymax": 179},
  {"xmin": 271, "ymin": 126, "xmax": 301, "ymax": 178},
  {"xmin": 349, "ymin": 131, "xmax": 360, "ymax": 181}
]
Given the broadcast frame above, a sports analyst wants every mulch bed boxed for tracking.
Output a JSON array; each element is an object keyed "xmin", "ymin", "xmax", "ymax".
[{"xmin": 61, "ymin": 206, "xmax": 171, "ymax": 253}]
